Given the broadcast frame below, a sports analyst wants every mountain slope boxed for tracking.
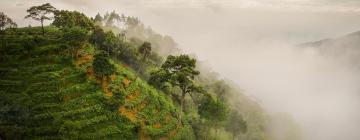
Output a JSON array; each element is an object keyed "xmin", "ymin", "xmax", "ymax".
[{"xmin": 0, "ymin": 27, "xmax": 189, "ymax": 140}]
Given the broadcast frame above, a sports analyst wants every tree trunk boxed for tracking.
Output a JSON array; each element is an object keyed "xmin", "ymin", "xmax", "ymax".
[
  {"xmin": 204, "ymin": 126, "xmax": 209, "ymax": 140},
  {"xmin": 215, "ymin": 128, "xmax": 218, "ymax": 140},
  {"xmin": 232, "ymin": 132, "xmax": 235, "ymax": 140},
  {"xmin": 179, "ymin": 92, "xmax": 186, "ymax": 125},
  {"xmin": 41, "ymin": 20, "xmax": 44, "ymax": 36}
]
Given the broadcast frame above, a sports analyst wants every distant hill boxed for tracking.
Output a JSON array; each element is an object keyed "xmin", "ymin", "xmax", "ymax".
[
  {"xmin": 299, "ymin": 31, "xmax": 360, "ymax": 65},
  {"xmin": 299, "ymin": 31, "xmax": 360, "ymax": 48}
]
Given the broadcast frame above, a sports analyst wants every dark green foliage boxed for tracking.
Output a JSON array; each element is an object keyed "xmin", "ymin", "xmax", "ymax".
[
  {"xmin": 90, "ymin": 26, "xmax": 106, "ymax": 46},
  {"xmin": 198, "ymin": 94, "xmax": 228, "ymax": 122},
  {"xmin": 53, "ymin": 10, "xmax": 94, "ymax": 30},
  {"xmin": 198, "ymin": 94, "xmax": 229, "ymax": 139},
  {"xmin": 22, "ymin": 35, "xmax": 36, "ymax": 58},
  {"xmin": 0, "ymin": 12, "xmax": 17, "ymax": 33},
  {"xmin": 62, "ymin": 27, "xmax": 88, "ymax": 46},
  {"xmin": 103, "ymin": 31, "xmax": 118, "ymax": 54},
  {"xmin": 62, "ymin": 27, "xmax": 88, "ymax": 58},
  {"xmin": 150, "ymin": 55, "xmax": 201, "ymax": 91},
  {"xmin": 92, "ymin": 51, "xmax": 116, "ymax": 82},
  {"xmin": 0, "ymin": 27, "xmax": 140, "ymax": 139},
  {"xmin": 90, "ymin": 27, "xmax": 119, "ymax": 55},
  {"xmin": 150, "ymin": 55, "xmax": 203, "ymax": 124},
  {"xmin": 25, "ymin": 3, "xmax": 56, "ymax": 35},
  {"xmin": 139, "ymin": 41, "xmax": 152, "ymax": 61},
  {"xmin": 136, "ymin": 41, "xmax": 152, "ymax": 75}
]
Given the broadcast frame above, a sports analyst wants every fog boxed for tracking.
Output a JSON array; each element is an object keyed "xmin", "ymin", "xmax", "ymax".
[{"xmin": 3, "ymin": 0, "xmax": 360, "ymax": 139}]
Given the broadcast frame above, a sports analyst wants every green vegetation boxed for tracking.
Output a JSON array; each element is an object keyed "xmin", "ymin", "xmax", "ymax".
[
  {"xmin": 0, "ymin": 12, "xmax": 17, "ymax": 33},
  {"xmin": 53, "ymin": 10, "xmax": 94, "ymax": 30},
  {"xmin": 25, "ymin": 3, "xmax": 56, "ymax": 35},
  {"xmin": 0, "ymin": 3, "xmax": 297, "ymax": 140},
  {"xmin": 150, "ymin": 55, "xmax": 203, "ymax": 124},
  {"xmin": 92, "ymin": 51, "xmax": 116, "ymax": 84},
  {"xmin": 225, "ymin": 110, "xmax": 248, "ymax": 140}
]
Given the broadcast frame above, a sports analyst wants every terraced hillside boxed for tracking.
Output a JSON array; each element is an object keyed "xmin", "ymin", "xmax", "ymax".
[{"xmin": 0, "ymin": 27, "xmax": 190, "ymax": 140}]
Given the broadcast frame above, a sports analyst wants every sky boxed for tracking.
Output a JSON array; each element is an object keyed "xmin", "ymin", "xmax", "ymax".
[{"xmin": 2, "ymin": 0, "xmax": 360, "ymax": 140}]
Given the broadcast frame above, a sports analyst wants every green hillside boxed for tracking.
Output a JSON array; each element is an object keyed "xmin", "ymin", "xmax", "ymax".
[
  {"xmin": 0, "ymin": 3, "xmax": 300, "ymax": 140},
  {"xmin": 0, "ymin": 27, "xmax": 190, "ymax": 139}
]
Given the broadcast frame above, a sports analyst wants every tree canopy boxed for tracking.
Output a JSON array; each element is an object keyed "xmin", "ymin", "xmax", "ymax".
[
  {"xmin": 53, "ymin": 10, "xmax": 94, "ymax": 30},
  {"xmin": 62, "ymin": 26, "xmax": 88, "ymax": 58},
  {"xmin": 93, "ymin": 13, "xmax": 103, "ymax": 26},
  {"xmin": 103, "ymin": 11, "xmax": 122, "ymax": 27},
  {"xmin": 198, "ymin": 94, "xmax": 229, "ymax": 139},
  {"xmin": 225, "ymin": 110, "xmax": 247, "ymax": 140},
  {"xmin": 25, "ymin": 3, "xmax": 56, "ymax": 35},
  {"xmin": 92, "ymin": 51, "xmax": 116, "ymax": 83},
  {"xmin": 150, "ymin": 54, "xmax": 203, "ymax": 124},
  {"xmin": 139, "ymin": 41, "xmax": 152, "ymax": 61},
  {"xmin": 0, "ymin": 12, "xmax": 17, "ymax": 33}
]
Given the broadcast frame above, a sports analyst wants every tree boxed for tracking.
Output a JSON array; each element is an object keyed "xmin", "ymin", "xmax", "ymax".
[
  {"xmin": 25, "ymin": 3, "xmax": 56, "ymax": 36},
  {"xmin": 0, "ymin": 12, "xmax": 17, "ymax": 33},
  {"xmin": 198, "ymin": 94, "xmax": 229, "ymax": 139},
  {"xmin": 136, "ymin": 41, "xmax": 152, "ymax": 75},
  {"xmin": 23, "ymin": 35, "xmax": 36, "ymax": 59},
  {"xmin": 212, "ymin": 80, "xmax": 230, "ymax": 101},
  {"xmin": 150, "ymin": 55, "xmax": 202, "ymax": 124},
  {"xmin": 93, "ymin": 13, "xmax": 103, "ymax": 26},
  {"xmin": 62, "ymin": 27, "xmax": 88, "ymax": 59},
  {"xmin": 103, "ymin": 11, "xmax": 121, "ymax": 27},
  {"xmin": 90, "ymin": 26, "xmax": 106, "ymax": 46},
  {"xmin": 90, "ymin": 27, "xmax": 117, "ymax": 54},
  {"xmin": 103, "ymin": 31, "xmax": 118, "ymax": 54},
  {"xmin": 92, "ymin": 51, "xmax": 116, "ymax": 85},
  {"xmin": 139, "ymin": 41, "xmax": 151, "ymax": 61},
  {"xmin": 225, "ymin": 110, "xmax": 247, "ymax": 140},
  {"xmin": 53, "ymin": 10, "xmax": 94, "ymax": 30}
]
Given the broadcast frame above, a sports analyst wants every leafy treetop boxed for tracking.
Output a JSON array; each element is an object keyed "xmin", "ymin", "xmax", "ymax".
[
  {"xmin": 25, "ymin": 3, "xmax": 56, "ymax": 35},
  {"xmin": 53, "ymin": 10, "xmax": 94, "ymax": 30},
  {"xmin": 0, "ymin": 12, "xmax": 17, "ymax": 32},
  {"xmin": 150, "ymin": 54, "xmax": 203, "ymax": 124},
  {"xmin": 139, "ymin": 41, "xmax": 151, "ymax": 61},
  {"xmin": 93, "ymin": 51, "xmax": 116, "ymax": 83}
]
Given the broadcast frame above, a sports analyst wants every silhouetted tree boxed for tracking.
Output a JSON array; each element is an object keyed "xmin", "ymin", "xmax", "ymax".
[
  {"xmin": 0, "ymin": 12, "xmax": 17, "ymax": 33},
  {"xmin": 93, "ymin": 13, "xmax": 103, "ymax": 26},
  {"xmin": 25, "ymin": 3, "xmax": 56, "ymax": 35},
  {"xmin": 139, "ymin": 41, "xmax": 151, "ymax": 61},
  {"xmin": 103, "ymin": 11, "xmax": 121, "ymax": 27}
]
